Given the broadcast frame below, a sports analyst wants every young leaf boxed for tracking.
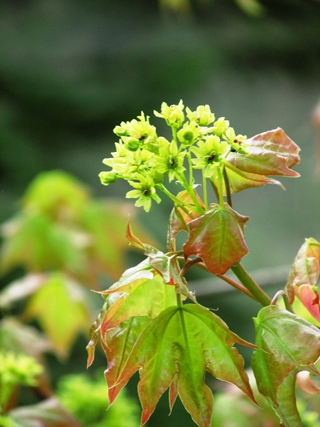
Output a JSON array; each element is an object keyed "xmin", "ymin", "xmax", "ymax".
[
  {"xmin": 111, "ymin": 304, "xmax": 256, "ymax": 427},
  {"xmin": 227, "ymin": 128, "xmax": 300, "ymax": 177},
  {"xmin": 99, "ymin": 271, "xmax": 177, "ymax": 332},
  {"xmin": 184, "ymin": 203, "xmax": 249, "ymax": 275},
  {"xmin": 126, "ymin": 223, "xmax": 189, "ymax": 295},
  {"xmin": 285, "ymin": 237, "xmax": 320, "ymax": 322},
  {"xmin": 252, "ymin": 305, "xmax": 320, "ymax": 426},
  {"xmin": 103, "ymin": 316, "xmax": 152, "ymax": 403},
  {"xmin": 222, "ymin": 161, "xmax": 284, "ymax": 193},
  {"xmin": 272, "ymin": 370, "xmax": 304, "ymax": 427},
  {"xmin": 167, "ymin": 189, "xmax": 205, "ymax": 244}
]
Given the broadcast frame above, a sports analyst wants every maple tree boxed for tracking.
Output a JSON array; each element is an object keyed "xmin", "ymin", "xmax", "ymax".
[{"xmin": 87, "ymin": 101, "xmax": 320, "ymax": 427}]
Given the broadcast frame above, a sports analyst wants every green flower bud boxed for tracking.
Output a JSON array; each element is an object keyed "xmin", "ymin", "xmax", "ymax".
[
  {"xmin": 123, "ymin": 137, "xmax": 140, "ymax": 151},
  {"xmin": 177, "ymin": 121, "xmax": 200, "ymax": 145},
  {"xmin": 99, "ymin": 171, "xmax": 118, "ymax": 186},
  {"xmin": 113, "ymin": 124, "xmax": 129, "ymax": 137}
]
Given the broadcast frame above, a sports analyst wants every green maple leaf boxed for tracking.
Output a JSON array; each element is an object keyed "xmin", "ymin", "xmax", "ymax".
[
  {"xmin": 103, "ymin": 316, "xmax": 152, "ymax": 403},
  {"xmin": 183, "ymin": 203, "xmax": 249, "ymax": 275},
  {"xmin": 109, "ymin": 304, "xmax": 256, "ymax": 427},
  {"xmin": 252, "ymin": 305, "xmax": 320, "ymax": 427},
  {"xmin": 99, "ymin": 267, "xmax": 177, "ymax": 332},
  {"xmin": 86, "ymin": 259, "xmax": 176, "ymax": 369}
]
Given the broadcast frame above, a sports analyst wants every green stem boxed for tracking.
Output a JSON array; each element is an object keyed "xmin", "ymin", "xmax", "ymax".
[
  {"xmin": 217, "ymin": 274, "xmax": 258, "ymax": 301},
  {"xmin": 171, "ymin": 126, "xmax": 178, "ymax": 143},
  {"xmin": 186, "ymin": 152, "xmax": 194, "ymax": 188},
  {"xmin": 215, "ymin": 165, "xmax": 225, "ymax": 207},
  {"xmin": 176, "ymin": 292, "xmax": 183, "ymax": 307},
  {"xmin": 231, "ymin": 263, "xmax": 271, "ymax": 307},
  {"xmin": 176, "ymin": 174, "xmax": 205, "ymax": 215},
  {"xmin": 222, "ymin": 166, "xmax": 232, "ymax": 207},
  {"xmin": 270, "ymin": 290, "xmax": 294, "ymax": 313},
  {"xmin": 158, "ymin": 184, "xmax": 198, "ymax": 217},
  {"xmin": 179, "ymin": 257, "xmax": 203, "ymax": 278},
  {"xmin": 202, "ymin": 170, "xmax": 209, "ymax": 211}
]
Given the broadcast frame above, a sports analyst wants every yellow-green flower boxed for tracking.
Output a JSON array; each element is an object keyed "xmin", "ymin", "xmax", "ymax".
[
  {"xmin": 191, "ymin": 135, "xmax": 229, "ymax": 178},
  {"xmin": 126, "ymin": 175, "xmax": 161, "ymax": 212},
  {"xmin": 186, "ymin": 105, "xmax": 215, "ymax": 126},
  {"xmin": 222, "ymin": 127, "xmax": 247, "ymax": 152},
  {"xmin": 154, "ymin": 100, "xmax": 185, "ymax": 128},
  {"xmin": 155, "ymin": 138, "xmax": 186, "ymax": 182},
  {"xmin": 113, "ymin": 112, "xmax": 157, "ymax": 150},
  {"xmin": 212, "ymin": 117, "xmax": 230, "ymax": 137}
]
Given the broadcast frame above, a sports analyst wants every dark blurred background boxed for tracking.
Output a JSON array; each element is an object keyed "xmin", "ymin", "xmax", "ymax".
[{"xmin": 1, "ymin": 0, "xmax": 320, "ymax": 425}]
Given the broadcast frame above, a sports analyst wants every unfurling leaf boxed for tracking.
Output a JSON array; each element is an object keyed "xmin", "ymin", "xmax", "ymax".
[
  {"xmin": 252, "ymin": 305, "xmax": 320, "ymax": 427},
  {"xmin": 228, "ymin": 128, "xmax": 300, "ymax": 177},
  {"xmin": 108, "ymin": 304, "xmax": 256, "ymax": 427},
  {"xmin": 184, "ymin": 203, "xmax": 249, "ymax": 275},
  {"xmin": 223, "ymin": 161, "xmax": 284, "ymax": 194},
  {"xmin": 296, "ymin": 370, "xmax": 320, "ymax": 395},
  {"xmin": 285, "ymin": 237, "xmax": 320, "ymax": 322},
  {"xmin": 99, "ymin": 269, "xmax": 176, "ymax": 331},
  {"xmin": 86, "ymin": 260, "xmax": 176, "ymax": 368}
]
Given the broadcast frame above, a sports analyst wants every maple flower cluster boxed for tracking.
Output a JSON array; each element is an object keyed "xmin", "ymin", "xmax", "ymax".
[{"xmin": 100, "ymin": 100, "xmax": 246, "ymax": 212}]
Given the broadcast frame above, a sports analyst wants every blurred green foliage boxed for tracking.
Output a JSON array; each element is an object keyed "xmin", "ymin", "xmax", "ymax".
[
  {"xmin": 57, "ymin": 371, "xmax": 140, "ymax": 427},
  {"xmin": 0, "ymin": 171, "xmax": 148, "ymax": 426}
]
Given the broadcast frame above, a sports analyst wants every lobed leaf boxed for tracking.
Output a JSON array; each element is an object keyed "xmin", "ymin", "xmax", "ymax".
[
  {"xmin": 99, "ymin": 272, "xmax": 176, "ymax": 332},
  {"xmin": 111, "ymin": 304, "xmax": 256, "ymax": 427},
  {"xmin": 104, "ymin": 316, "xmax": 152, "ymax": 403},
  {"xmin": 183, "ymin": 203, "xmax": 249, "ymax": 275}
]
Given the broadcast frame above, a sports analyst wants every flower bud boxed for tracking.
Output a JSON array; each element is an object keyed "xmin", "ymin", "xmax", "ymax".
[
  {"xmin": 113, "ymin": 124, "xmax": 128, "ymax": 137},
  {"xmin": 99, "ymin": 171, "xmax": 118, "ymax": 186}
]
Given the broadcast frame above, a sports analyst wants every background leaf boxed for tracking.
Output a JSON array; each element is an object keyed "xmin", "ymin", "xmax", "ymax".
[
  {"xmin": 8, "ymin": 398, "xmax": 83, "ymax": 427},
  {"xmin": 24, "ymin": 273, "xmax": 94, "ymax": 359}
]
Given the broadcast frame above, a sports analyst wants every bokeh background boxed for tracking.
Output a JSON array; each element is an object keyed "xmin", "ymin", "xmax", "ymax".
[{"xmin": 1, "ymin": 0, "xmax": 320, "ymax": 425}]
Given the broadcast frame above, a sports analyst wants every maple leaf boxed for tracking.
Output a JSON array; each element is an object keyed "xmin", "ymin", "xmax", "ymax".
[
  {"xmin": 252, "ymin": 305, "xmax": 320, "ymax": 427},
  {"xmin": 183, "ymin": 203, "xmax": 249, "ymax": 275},
  {"xmin": 227, "ymin": 128, "xmax": 300, "ymax": 177},
  {"xmin": 107, "ymin": 304, "xmax": 256, "ymax": 427},
  {"xmin": 86, "ymin": 259, "xmax": 177, "ymax": 369},
  {"xmin": 222, "ymin": 161, "xmax": 284, "ymax": 194},
  {"xmin": 99, "ymin": 268, "xmax": 177, "ymax": 332}
]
